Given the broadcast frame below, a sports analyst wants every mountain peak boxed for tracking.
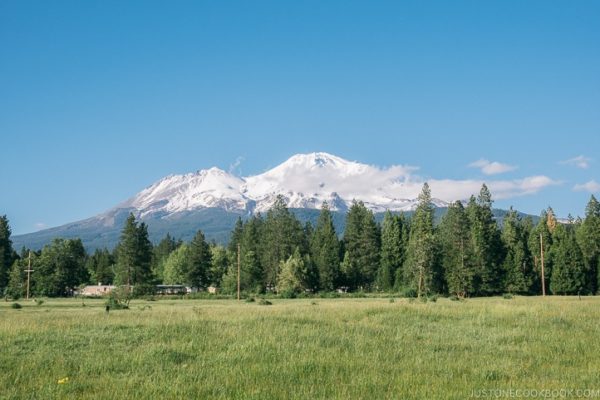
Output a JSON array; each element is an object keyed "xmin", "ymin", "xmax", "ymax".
[{"xmin": 115, "ymin": 152, "xmax": 445, "ymax": 217}]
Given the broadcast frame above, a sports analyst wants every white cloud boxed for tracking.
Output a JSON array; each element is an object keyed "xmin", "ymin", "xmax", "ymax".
[
  {"xmin": 573, "ymin": 180, "xmax": 600, "ymax": 193},
  {"xmin": 468, "ymin": 159, "xmax": 518, "ymax": 175},
  {"xmin": 560, "ymin": 155, "xmax": 592, "ymax": 169},
  {"xmin": 34, "ymin": 222, "xmax": 47, "ymax": 230},
  {"xmin": 429, "ymin": 176, "xmax": 561, "ymax": 201},
  {"xmin": 229, "ymin": 156, "xmax": 245, "ymax": 175}
]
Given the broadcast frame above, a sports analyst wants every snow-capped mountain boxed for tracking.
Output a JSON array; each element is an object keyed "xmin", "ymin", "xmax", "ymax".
[
  {"xmin": 120, "ymin": 152, "xmax": 448, "ymax": 218},
  {"xmin": 13, "ymin": 152, "xmax": 455, "ymax": 250}
]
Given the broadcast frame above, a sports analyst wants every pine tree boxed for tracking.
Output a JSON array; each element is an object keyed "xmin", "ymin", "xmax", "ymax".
[
  {"xmin": 260, "ymin": 195, "xmax": 305, "ymax": 289},
  {"xmin": 310, "ymin": 202, "xmax": 341, "ymax": 291},
  {"xmin": 576, "ymin": 195, "xmax": 600, "ymax": 294},
  {"xmin": 377, "ymin": 212, "xmax": 405, "ymax": 291},
  {"xmin": 342, "ymin": 200, "xmax": 380, "ymax": 290},
  {"xmin": 550, "ymin": 224, "xmax": 586, "ymax": 295},
  {"xmin": 467, "ymin": 185, "xmax": 503, "ymax": 295},
  {"xmin": 228, "ymin": 217, "xmax": 244, "ymax": 254},
  {"xmin": 501, "ymin": 208, "xmax": 533, "ymax": 294},
  {"xmin": 115, "ymin": 214, "xmax": 153, "ymax": 286},
  {"xmin": 0, "ymin": 215, "xmax": 15, "ymax": 290},
  {"xmin": 85, "ymin": 248, "xmax": 115, "ymax": 285},
  {"xmin": 187, "ymin": 230, "xmax": 212, "ymax": 289},
  {"xmin": 402, "ymin": 183, "xmax": 438, "ymax": 297},
  {"xmin": 438, "ymin": 201, "xmax": 474, "ymax": 297},
  {"xmin": 6, "ymin": 259, "xmax": 26, "ymax": 299},
  {"xmin": 151, "ymin": 234, "xmax": 180, "ymax": 283}
]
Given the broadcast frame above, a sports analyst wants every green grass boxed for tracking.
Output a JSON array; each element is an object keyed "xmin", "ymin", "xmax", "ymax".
[{"xmin": 1, "ymin": 297, "xmax": 599, "ymax": 399}]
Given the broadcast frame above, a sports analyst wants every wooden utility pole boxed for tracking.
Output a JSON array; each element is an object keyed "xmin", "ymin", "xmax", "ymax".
[
  {"xmin": 540, "ymin": 233, "xmax": 546, "ymax": 297},
  {"xmin": 237, "ymin": 244, "xmax": 241, "ymax": 301},
  {"xmin": 25, "ymin": 251, "xmax": 34, "ymax": 300}
]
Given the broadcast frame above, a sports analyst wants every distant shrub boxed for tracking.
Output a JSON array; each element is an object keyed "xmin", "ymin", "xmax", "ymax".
[
  {"xmin": 258, "ymin": 299, "xmax": 272, "ymax": 306},
  {"xmin": 503, "ymin": 293, "xmax": 514, "ymax": 300},
  {"xmin": 245, "ymin": 297, "xmax": 255, "ymax": 303},
  {"xmin": 449, "ymin": 295, "xmax": 460, "ymax": 302},
  {"xmin": 35, "ymin": 299, "xmax": 44, "ymax": 306},
  {"xmin": 389, "ymin": 298, "xmax": 395, "ymax": 303},
  {"xmin": 400, "ymin": 288, "xmax": 418, "ymax": 298},
  {"xmin": 311, "ymin": 301, "xmax": 318, "ymax": 306},
  {"xmin": 428, "ymin": 295, "xmax": 438, "ymax": 303},
  {"xmin": 11, "ymin": 303, "xmax": 22, "ymax": 309},
  {"xmin": 105, "ymin": 286, "xmax": 131, "ymax": 310}
]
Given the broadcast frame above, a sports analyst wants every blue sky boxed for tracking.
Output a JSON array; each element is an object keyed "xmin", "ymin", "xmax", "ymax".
[{"xmin": 1, "ymin": 0, "xmax": 599, "ymax": 235}]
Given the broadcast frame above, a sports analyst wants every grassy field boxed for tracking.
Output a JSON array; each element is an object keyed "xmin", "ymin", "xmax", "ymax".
[{"xmin": 1, "ymin": 296, "xmax": 599, "ymax": 399}]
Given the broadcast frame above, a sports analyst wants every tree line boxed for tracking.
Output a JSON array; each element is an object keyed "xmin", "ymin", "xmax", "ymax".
[{"xmin": 1, "ymin": 183, "xmax": 599, "ymax": 298}]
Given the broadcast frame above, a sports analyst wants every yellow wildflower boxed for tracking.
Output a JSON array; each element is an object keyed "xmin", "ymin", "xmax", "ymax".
[{"xmin": 57, "ymin": 377, "xmax": 69, "ymax": 384}]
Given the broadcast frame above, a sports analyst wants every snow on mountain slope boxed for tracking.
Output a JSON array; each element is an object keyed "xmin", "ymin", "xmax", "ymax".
[{"xmin": 116, "ymin": 152, "xmax": 448, "ymax": 217}]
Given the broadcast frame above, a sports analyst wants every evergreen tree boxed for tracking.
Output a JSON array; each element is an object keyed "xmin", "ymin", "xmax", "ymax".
[
  {"xmin": 115, "ymin": 214, "xmax": 153, "ymax": 286},
  {"xmin": 85, "ymin": 248, "xmax": 115, "ymax": 285},
  {"xmin": 342, "ymin": 200, "xmax": 380, "ymax": 290},
  {"xmin": 438, "ymin": 201, "xmax": 474, "ymax": 297},
  {"xmin": 550, "ymin": 224, "xmax": 586, "ymax": 295},
  {"xmin": 501, "ymin": 208, "xmax": 533, "ymax": 294},
  {"xmin": 310, "ymin": 202, "xmax": 341, "ymax": 291},
  {"xmin": 228, "ymin": 217, "xmax": 244, "ymax": 254},
  {"xmin": 151, "ymin": 234, "xmax": 180, "ymax": 283},
  {"xmin": 6, "ymin": 259, "xmax": 26, "ymax": 299},
  {"xmin": 467, "ymin": 185, "xmax": 503, "ymax": 295},
  {"xmin": 402, "ymin": 183, "xmax": 438, "ymax": 297},
  {"xmin": 576, "ymin": 195, "xmax": 600, "ymax": 294},
  {"xmin": 187, "ymin": 230, "xmax": 212, "ymax": 289},
  {"xmin": 260, "ymin": 195, "xmax": 305, "ymax": 289},
  {"xmin": 377, "ymin": 212, "xmax": 405, "ymax": 291},
  {"xmin": 0, "ymin": 215, "xmax": 15, "ymax": 290}
]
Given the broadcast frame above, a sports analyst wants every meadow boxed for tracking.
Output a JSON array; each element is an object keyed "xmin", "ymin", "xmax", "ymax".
[{"xmin": 1, "ymin": 296, "xmax": 599, "ymax": 399}]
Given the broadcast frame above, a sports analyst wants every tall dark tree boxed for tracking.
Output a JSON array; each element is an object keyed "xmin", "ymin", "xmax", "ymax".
[
  {"xmin": 187, "ymin": 230, "xmax": 212, "ymax": 289},
  {"xmin": 310, "ymin": 202, "xmax": 341, "ymax": 291},
  {"xmin": 438, "ymin": 201, "xmax": 474, "ymax": 297},
  {"xmin": 209, "ymin": 245, "xmax": 229, "ymax": 287},
  {"xmin": 467, "ymin": 185, "xmax": 503, "ymax": 295},
  {"xmin": 260, "ymin": 195, "xmax": 304, "ymax": 289},
  {"xmin": 0, "ymin": 215, "xmax": 15, "ymax": 289},
  {"xmin": 115, "ymin": 214, "xmax": 153, "ymax": 286},
  {"xmin": 550, "ymin": 224, "xmax": 586, "ymax": 295},
  {"xmin": 342, "ymin": 200, "xmax": 380, "ymax": 290},
  {"xmin": 228, "ymin": 217, "xmax": 244, "ymax": 254},
  {"xmin": 377, "ymin": 211, "xmax": 405, "ymax": 291},
  {"xmin": 402, "ymin": 183, "xmax": 438, "ymax": 297},
  {"xmin": 501, "ymin": 208, "xmax": 533, "ymax": 294},
  {"xmin": 576, "ymin": 195, "xmax": 600, "ymax": 294}
]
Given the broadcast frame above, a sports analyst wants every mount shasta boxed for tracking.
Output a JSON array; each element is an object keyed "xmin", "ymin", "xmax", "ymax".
[{"xmin": 13, "ymin": 152, "xmax": 523, "ymax": 250}]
